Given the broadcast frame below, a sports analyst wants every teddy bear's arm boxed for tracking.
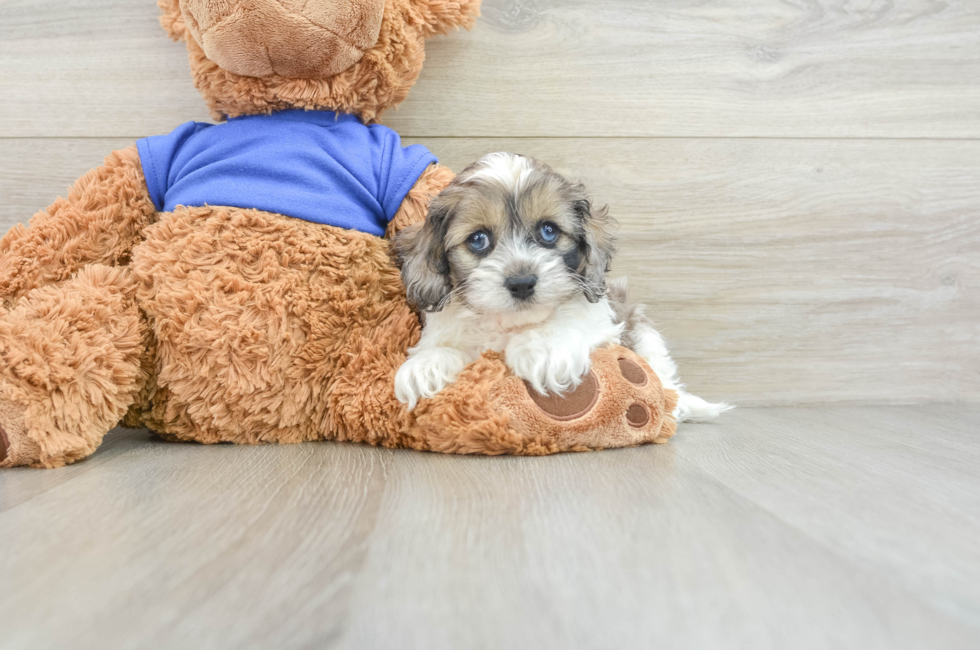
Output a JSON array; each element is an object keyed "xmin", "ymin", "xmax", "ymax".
[
  {"xmin": 0, "ymin": 146, "xmax": 155, "ymax": 309},
  {"xmin": 384, "ymin": 163, "xmax": 455, "ymax": 239},
  {"xmin": 410, "ymin": 0, "xmax": 482, "ymax": 38}
]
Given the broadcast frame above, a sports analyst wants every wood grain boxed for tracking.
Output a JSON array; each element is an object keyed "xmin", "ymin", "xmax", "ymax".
[
  {"xmin": 3, "ymin": 137, "xmax": 977, "ymax": 406},
  {"xmin": 1, "ymin": 408, "xmax": 979, "ymax": 649},
  {"xmin": 1, "ymin": 0, "xmax": 979, "ymax": 138},
  {"xmin": 678, "ymin": 405, "xmax": 980, "ymax": 627},
  {"xmin": 0, "ymin": 429, "xmax": 141, "ymax": 514},
  {"xmin": 0, "ymin": 431, "xmax": 392, "ymax": 648}
]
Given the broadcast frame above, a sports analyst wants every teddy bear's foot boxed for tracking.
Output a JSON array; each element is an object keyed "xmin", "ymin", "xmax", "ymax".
[
  {"xmin": 495, "ymin": 346, "xmax": 678, "ymax": 451},
  {"xmin": 0, "ymin": 414, "xmax": 8, "ymax": 465},
  {"xmin": 407, "ymin": 345, "xmax": 677, "ymax": 456},
  {"xmin": 0, "ymin": 397, "xmax": 39, "ymax": 468}
]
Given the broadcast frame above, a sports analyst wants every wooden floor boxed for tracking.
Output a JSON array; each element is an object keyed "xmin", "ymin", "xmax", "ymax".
[{"xmin": 1, "ymin": 406, "xmax": 978, "ymax": 649}]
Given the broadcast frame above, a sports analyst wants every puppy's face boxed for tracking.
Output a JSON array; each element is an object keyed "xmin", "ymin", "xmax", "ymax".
[{"xmin": 394, "ymin": 153, "xmax": 616, "ymax": 322}]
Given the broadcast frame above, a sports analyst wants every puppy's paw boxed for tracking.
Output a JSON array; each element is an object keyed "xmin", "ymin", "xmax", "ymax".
[
  {"xmin": 505, "ymin": 334, "xmax": 592, "ymax": 397},
  {"xmin": 395, "ymin": 348, "xmax": 469, "ymax": 410}
]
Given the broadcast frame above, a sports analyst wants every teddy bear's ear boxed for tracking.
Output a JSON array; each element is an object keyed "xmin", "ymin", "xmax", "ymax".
[
  {"xmin": 410, "ymin": 0, "xmax": 482, "ymax": 37},
  {"xmin": 157, "ymin": 0, "xmax": 188, "ymax": 42},
  {"xmin": 412, "ymin": 0, "xmax": 482, "ymax": 38}
]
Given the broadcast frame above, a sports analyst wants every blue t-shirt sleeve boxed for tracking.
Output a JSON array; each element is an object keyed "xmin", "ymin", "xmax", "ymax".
[
  {"xmin": 137, "ymin": 121, "xmax": 211, "ymax": 212},
  {"xmin": 375, "ymin": 128, "xmax": 439, "ymax": 222}
]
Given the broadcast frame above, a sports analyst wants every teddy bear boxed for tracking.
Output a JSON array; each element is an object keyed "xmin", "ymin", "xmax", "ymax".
[{"xmin": 0, "ymin": 0, "xmax": 677, "ymax": 468}]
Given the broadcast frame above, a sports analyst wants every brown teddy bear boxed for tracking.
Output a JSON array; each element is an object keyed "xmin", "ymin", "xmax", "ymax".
[{"xmin": 0, "ymin": 0, "xmax": 676, "ymax": 468}]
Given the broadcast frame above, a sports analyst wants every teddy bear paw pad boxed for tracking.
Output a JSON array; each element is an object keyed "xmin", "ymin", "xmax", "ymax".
[
  {"xmin": 617, "ymin": 358, "xmax": 648, "ymax": 386},
  {"xmin": 491, "ymin": 346, "xmax": 675, "ymax": 452},
  {"xmin": 626, "ymin": 402, "xmax": 651, "ymax": 428},
  {"xmin": 524, "ymin": 370, "xmax": 600, "ymax": 421}
]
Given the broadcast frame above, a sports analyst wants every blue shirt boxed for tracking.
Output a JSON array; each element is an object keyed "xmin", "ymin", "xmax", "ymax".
[{"xmin": 136, "ymin": 110, "xmax": 437, "ymax": 236}]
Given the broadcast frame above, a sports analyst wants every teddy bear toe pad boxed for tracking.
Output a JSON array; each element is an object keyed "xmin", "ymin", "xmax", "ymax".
[
  {"xmin": 626, "ymin": 402, "xmax": 651, "ymax": 428},
  {"xmin": 618, "ymin": 358, "xmax": 648, "ymax": 386},
  {"xmin": 524, "ymin": 371, "xmax": 600, "ymax": 421},
  {"xmin": 490, "ymin": 345, "xmax": 677, "ymax": 451}
]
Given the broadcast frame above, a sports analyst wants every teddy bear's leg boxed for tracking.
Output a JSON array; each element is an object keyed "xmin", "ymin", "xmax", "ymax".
[
  {"xmin": 0, "ymin": 145, "xmax": 156, "ymax": 310},
  {"xmin": 0, "ymin": 265, "xmax": 150, "ymax": 468}
]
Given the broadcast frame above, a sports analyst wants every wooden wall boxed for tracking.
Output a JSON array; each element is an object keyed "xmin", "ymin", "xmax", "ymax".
[{"xmin": 1, "ymin": 0, "xmax": 978, "ymax": 406}]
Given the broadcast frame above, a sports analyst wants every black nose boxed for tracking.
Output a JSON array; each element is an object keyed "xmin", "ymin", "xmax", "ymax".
[{"xmin": 505, "ymin": 274, "xmax": 537, "ymax": 300}]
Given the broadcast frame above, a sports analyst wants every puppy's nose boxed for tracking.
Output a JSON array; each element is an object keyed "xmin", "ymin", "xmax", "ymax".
[{"xmin": 505, "ymin": 274, "xmax": 537, "ymax": 300}]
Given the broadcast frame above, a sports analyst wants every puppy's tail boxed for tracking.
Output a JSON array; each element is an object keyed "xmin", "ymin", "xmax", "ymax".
[
  {"xmin": 607, "ymin": 278, "xmax": 732, "ymax": 423},
  {"xmin": 675, "ymin": 392, "xmax": 733, "ymax": 423}
]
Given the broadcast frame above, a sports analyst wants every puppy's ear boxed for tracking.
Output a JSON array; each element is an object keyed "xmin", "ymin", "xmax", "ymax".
[
  {"xmin": 574, "ymin": 194, "xmax": 617, "ymax": 303},
  {"xmin": 392, "ymin": 199, "xmax": 453, "ymax": 312}
]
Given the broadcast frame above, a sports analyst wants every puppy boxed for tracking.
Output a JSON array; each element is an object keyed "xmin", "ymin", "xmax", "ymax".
[{"xmin": 392, "ymin": 152, "xmax": 728, "ymax": 422}]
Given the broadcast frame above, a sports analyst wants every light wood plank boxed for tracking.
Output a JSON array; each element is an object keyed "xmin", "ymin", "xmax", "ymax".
[
  {"xmin": 0, "ymin": 429, "xmax": 142, "ymax": 514},
  {"xmin": 1, "ymin": 408, "xmax": 979, "ymax": 649},
  {"xmin": 0, "ymin": 435, "xmax": 393, "ymax": 648},
  {"xmin": 0, "ymin": 1, "xmax": 208, "ymax": 138},
  {"xmin": 2, "ymin": 0, "xmax": 979, "ymax": 138},
  {"xmin": 4, "ymin": 137, "xmax": 976, "ymax": 406},
  {"xmin": 0, "ymin": 137, "xmax": 136, "ymax": 230},
  {"xmin": 678, "ymin": 406, "xmax": 980, "ymax": 628},
  {"xmin": 338, "ymin": 438, "xmax": 979, "ymax": 649}
]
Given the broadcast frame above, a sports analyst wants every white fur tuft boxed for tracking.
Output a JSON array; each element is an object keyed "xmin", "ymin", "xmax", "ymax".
[
  {"xmin": 504, "ymin": 296, "xmax": 623, "ymax": 396},
  {"xmin": 675, "ymin": 393, "xmax": 733, "ymax": 422},
  {"xmin": 465, "ymin": 152, "xmax": 534, "ymax": 191},
  {"xmin": 394, "ymin": 347, "xmax": 469, "ymax": 410}
]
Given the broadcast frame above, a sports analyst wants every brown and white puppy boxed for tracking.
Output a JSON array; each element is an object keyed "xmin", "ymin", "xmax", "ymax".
[{"xmin": 393, "ymin": 152, "xmax": 726, "ymax": 422}]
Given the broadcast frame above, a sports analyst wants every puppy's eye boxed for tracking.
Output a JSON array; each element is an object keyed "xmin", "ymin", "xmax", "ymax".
[
  {"xmin": 537, "ymin": 221, "xmax": 560, "ymax": 245},
  {"xmin": 467, "ymin": 231, "xmax": 491, "ymax": 253}
]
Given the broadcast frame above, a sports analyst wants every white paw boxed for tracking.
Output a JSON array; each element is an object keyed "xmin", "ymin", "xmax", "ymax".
[
  {"xmin": 394, "ymin": 348, "xmax": 469, "ymax": 410},
  {"xmin": 505, "ymin": 334, "xmax": 592, "ymax": 396}
]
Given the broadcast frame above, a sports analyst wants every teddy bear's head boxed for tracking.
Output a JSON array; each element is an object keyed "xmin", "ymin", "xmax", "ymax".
[{"xmin": 157, "ymin": 0, "xmax": 480, "ymax": 122}]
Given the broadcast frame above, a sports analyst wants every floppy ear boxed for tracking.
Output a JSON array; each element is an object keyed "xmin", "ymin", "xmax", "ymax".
[
  {"xmin": 392, "ymin": 200, "xmax": 453, "ymax": 312},
  {"xmin": 574, "ymin": 195, "xmax": 617, "ymax": 303}
]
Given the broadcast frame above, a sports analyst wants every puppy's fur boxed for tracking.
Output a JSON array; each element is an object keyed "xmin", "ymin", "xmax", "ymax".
[{"xmin": 393, "ymin": 152, "xmax": 727, "ymax": 422}]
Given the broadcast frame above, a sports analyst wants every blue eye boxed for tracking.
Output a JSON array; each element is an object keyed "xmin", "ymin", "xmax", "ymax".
[
  {"xmin": 537, "ymin": 221, "xmax": 559, "ymax": 244},
  {"xmin": 467, "ymin": 231, "xmax": 491, "ymax": 253}
]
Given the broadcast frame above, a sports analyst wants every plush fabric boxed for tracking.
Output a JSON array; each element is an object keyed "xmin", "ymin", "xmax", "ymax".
[
  {"xmin": 0, "ymin": 0, "xmax": 679, "ymax": 468},
  {"xmin": 0, "ymin": 146, "xmax": 156, "ymax": 310},
  {"xmin": 178, "ymin": 0, "xmax": 386, "ymax": 79},
  {"xmin": 157, "ymin": 0, "xmax": 482, "ymax": 122},
  {"xmin": 0, "ymin": 265, "xmax": 148, "ymax": 468},
  {"xmin": 137, "ymin": 110, "xmax": 437, "ymax": 235}
]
